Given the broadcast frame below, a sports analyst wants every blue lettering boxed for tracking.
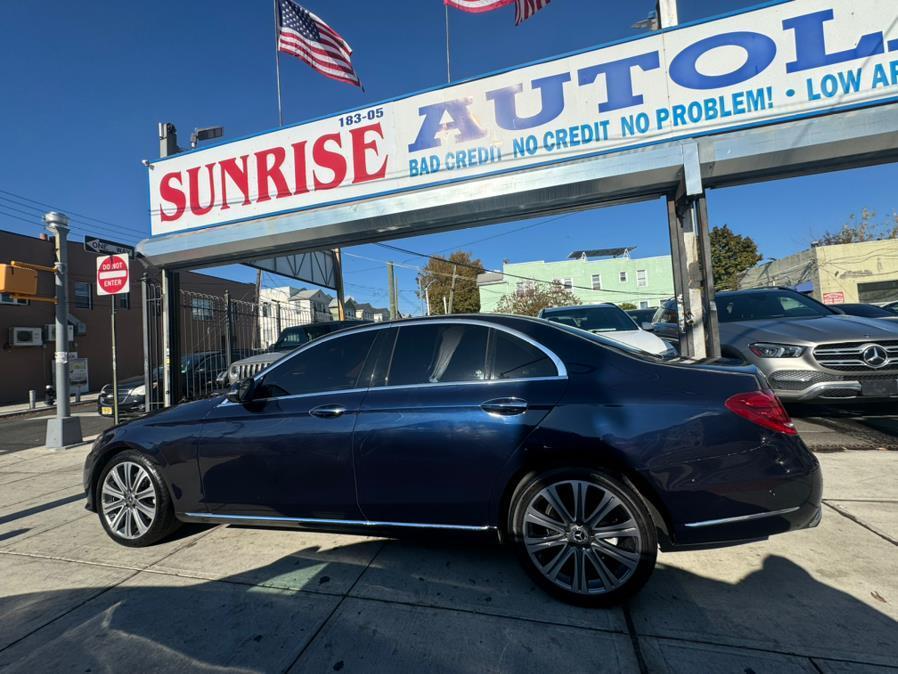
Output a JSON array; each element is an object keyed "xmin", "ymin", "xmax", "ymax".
[
  {"xmin": 784, "ymin": 10, "xmax": 884, "ymax": 74},
  {"xmin": 543, "ymin": 131, "xmax": 556, "ymax": 152},
  {"xmin": 656, "ymin": 107, "xmax": 670, "ymax": 129},
  {"xmin": 486, "ymin": 73, "xmax": 571, "ymax": 131},
  {"xmin": 409, "ymin": 159, "xmax": 419, "ymax": 177},
  {"xmin": 408, "ymin": 99, "xmax": 487, "ymax": 152},
  {"xmin": 577, "ymin": 52, "xmax": 660, "ymax": 113},
  {"xmin": 670, "ymin": 32, "xmax": 776, "ymax": 90}
]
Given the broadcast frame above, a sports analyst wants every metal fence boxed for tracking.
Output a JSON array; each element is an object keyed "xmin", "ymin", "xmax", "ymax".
[{"xmin": 142, "ymin": 281, "xmax": 313, "ymax": 412}]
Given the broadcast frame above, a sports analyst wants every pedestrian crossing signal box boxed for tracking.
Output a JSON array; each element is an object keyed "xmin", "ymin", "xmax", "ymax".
[{"xmin": 0, "ymin": 264, "xmax": 38, "ymax": 297}]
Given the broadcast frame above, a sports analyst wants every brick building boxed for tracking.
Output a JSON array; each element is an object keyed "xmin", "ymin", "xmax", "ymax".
[{"xmin": 0, "ymin": 230, "xmax": 256, "ymax": 404}]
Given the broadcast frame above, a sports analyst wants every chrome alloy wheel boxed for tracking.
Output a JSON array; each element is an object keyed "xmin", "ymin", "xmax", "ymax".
[
  {"xmin": 523, "ymin": 479, "xmax": 643, "ymax": 595},
  {"xmin": 101, "ymin": 461, "xmax": 157, "ymax": 540}
]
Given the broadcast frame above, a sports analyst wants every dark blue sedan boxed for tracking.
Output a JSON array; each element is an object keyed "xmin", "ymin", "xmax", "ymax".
[{"xmin": 83, "ymin": 315, "xmax": 822, "ymax": 605}]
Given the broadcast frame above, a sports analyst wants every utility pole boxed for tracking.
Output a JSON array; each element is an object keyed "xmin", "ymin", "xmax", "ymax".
[
  {"xmin": 447, "ymin": 264, "xmax": 458, "ymax": 314},
  {"xmin": 159, "ymin": 123, "xmax": 182, "ymax": 407},
  {"xmin": 44, "ymin": 212, "xmax": 82, "ymax": 449},
  {"xmin": 387, "ymin": 262, "xmax": 398, "ymax": 320},
  {"xmin": 110, "ymin": 293, "xmax": 119, "ymax": 425}
]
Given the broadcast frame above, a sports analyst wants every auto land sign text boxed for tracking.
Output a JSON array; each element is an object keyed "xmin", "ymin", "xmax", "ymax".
[{"xmin": 149, "ymin": 0, "xmax": 898, "ymax": 236}]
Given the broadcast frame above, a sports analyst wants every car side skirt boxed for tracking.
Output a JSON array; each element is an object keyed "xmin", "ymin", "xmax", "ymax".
[{"xmin": 182, "ymin": 512, "xmax": 497, "ymax": 534}]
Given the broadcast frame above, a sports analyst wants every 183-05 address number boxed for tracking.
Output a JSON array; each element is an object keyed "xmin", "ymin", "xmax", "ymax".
[{"xmin": 338, "ymin": 108, "xmax": 384, "ymax": 127}]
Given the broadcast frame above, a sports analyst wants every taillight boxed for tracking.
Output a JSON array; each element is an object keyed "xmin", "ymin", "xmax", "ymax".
[{"xmin": 724, "ymin": 391, "xmax": 797, "ymax": 435}]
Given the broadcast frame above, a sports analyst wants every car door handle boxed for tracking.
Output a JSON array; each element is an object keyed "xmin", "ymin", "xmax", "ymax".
[
  {"xmin": 481, "ymin": 398, "xmax": 528, "ymax": 416},
  {"xmin": 309, "ymin": 405, "xmax": 347, "ymax": 419}
]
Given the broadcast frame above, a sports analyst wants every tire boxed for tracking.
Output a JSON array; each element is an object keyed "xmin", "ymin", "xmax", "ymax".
[
  {"xmin": 508, "ymin": 467, "xmax": 657, "ymax": 607},
  {"xmin": 95, "ymin": 450, "xmax": 180, "ymax": 547}
]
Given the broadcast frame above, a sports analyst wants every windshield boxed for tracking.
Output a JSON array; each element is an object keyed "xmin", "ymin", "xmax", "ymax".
[
  {"xmin": 717, "ymin": 291, "xmax": 832, "ymax": 322},
  {"xmin": 542, "ymin": 306, "xmax": 638, "ymax": 333}
]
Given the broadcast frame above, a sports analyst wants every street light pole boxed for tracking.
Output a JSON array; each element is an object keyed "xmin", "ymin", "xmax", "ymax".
[{"xmin": 44, "ymin": 212, "xmax": 82, "ymax": 449}]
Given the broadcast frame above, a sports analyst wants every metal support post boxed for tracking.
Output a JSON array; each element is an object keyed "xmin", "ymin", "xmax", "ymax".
[
  {"xmin": 657, "ymin": 0, "xmax": 679, "ymax": 28},
  {"xmin": 666, "ymin": 184, "xmax": 720, "ymax": 360},
  {"xmin": 224, "ymin": 290, "xmax": 233, "ymax": 367},
  {"xmin": 333, "ymin": 248, "xmax": 346, "ymax": 320},
  {"xmin": 141, "ymin": 274, "xmax": 152, "ymax": 414},
  {"xmin": 162, "ymin": 269, "xmax": 182, "ymax": 407},
  {"xmin": 44, "ymin": 212, "xmax": 82, "ymax": 449},
  {"xmin": 111, "ymin": 295, "xmax": 119, "ymax": 425}
]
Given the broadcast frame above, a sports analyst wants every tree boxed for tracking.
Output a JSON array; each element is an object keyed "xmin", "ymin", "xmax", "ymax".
[
  {"xmin": 816, "ymin": 209, "xmax": 898, "ymax": 246},
  {"xmin": 710, "ymin": 225, "xmax": 762, "ymax": 290},
  {"xmin": 495, "ymin": 284, "xmax": 581, "ymax": 316},
  {"xmin": 416, "ymin": 250, "xmax": 484, "ymax": 314},
  {"xmin": 619, "ymin": 302, "xmax": 637, "ymax": 311}
]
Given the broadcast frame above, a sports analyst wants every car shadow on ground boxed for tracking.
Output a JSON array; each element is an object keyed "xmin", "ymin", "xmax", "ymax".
[{"xmin": 1, "ymin": 534, "xmax": 895, "ymax": 672}]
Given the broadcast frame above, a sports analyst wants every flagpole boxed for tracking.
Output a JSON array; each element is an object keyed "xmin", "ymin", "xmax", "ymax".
[
  {"xmin": 273, "ymin": 0, "xmax": 285, "ymax": 126},
  {"xmin": 444, "ymin": 3, "xmax": 452, "ymax": 83}
]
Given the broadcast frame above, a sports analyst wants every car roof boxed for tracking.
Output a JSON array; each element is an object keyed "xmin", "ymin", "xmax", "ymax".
[{"xmin": 541, "ymin": 303, "xmax": 619, "ymax": 311}]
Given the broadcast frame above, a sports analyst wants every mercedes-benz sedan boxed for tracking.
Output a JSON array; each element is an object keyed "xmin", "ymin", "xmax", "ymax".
[{"xmin": 83, "ymin": 315, "xmax": 821, "ymax": 606}]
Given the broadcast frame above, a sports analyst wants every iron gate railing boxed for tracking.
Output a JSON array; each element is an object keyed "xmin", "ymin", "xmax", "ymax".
[{"xmin": 141, "ymin": 280, "xmax": 313, "ymax": 413}]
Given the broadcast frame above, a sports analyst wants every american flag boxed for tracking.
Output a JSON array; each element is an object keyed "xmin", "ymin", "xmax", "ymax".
[
  {"xmin": 514, "ymin": 0, "xmax": 551, "ymax": 25},
  {"xmin": 444, "ymin": 0, "xmax": 514, "ymax": 13},
  {"xmin": 277, "ymin": 0, "xmax": 361, "ymax": 88},
  {"xmin": 444, "ymin": 0, "xmax": 551, "ymax": 24}
]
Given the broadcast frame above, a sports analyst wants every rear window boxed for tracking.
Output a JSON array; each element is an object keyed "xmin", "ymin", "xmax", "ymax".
[
  {"xmin": 717, "ymin": 291, "xmax": 831, "ymax": 322},
  {"xmin": 542, "ymin": 306, "xmax": 637, "ymax": 333}
]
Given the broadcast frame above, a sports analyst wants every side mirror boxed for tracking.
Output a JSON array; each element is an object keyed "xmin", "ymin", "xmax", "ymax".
[
  {"xmin": 227, "ymin": 377, "xmax": 257, "ymax": 404},
  {"xmin": 642, "ymin": 322, "xmax": 654, "ymax": 331}
]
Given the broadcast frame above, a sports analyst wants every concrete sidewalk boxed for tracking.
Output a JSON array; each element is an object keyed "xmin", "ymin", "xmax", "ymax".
[
  {"xmin": 0, "ymin": 444, "xmax": 895, "ymax": 672},
  {"xmin": 0, "ymin": 394, "xmax": 99, "ymax": 420}
]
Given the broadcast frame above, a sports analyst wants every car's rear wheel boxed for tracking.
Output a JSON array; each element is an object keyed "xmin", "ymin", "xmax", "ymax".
[
  {"xmin": 508, "ymin": 467, "xmax": 657, "ymax": 606},
  {"xmin": 96, "ymin": 451, "xmax": 179, "ymax": 547}
]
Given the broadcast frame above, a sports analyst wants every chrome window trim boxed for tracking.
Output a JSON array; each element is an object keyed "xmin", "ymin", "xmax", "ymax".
[
  {"xmin": 250, "ymin": 317, "xmax": 567, "ymax": 386},
  {"xmin": 683, "ymin": 506, "xmax": 800, "ymax": 529},
  {"xmin": 184, "ymin": 512, "xmax": 494, "ymax": 532}
]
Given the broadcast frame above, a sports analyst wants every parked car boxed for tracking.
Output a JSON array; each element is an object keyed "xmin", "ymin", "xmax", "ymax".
[
  {"xmin": 650, "ymin": 288, "xmax": 898, "ymax": 402},
  {"xmin": 98, "ymin": 351, "xmax": 252, "ymax": 417},
  {"xmin": 84, "ymin": 315, "xmax": 821, "ymax": 606},
  {"xmin": 882, "ymin": 301, "xmax": 898, "ymax": 316},
  {"xmin": 222, "ymin": 320, "xmax": 371, "ymax": 385},
  {"xmin": 97, "ymin": 371, "xmax": 159, "ymax": 418},
  {"xmin": 539, "ymin": 304, "xmax": 676, "ymax": 357},
  {"xmin": 832, "ymin": 303, "xmax": 898, "ymax": 323},
  {"xmin": 626, "ymin": 308, "xmax": 657, "ymax": 327}
]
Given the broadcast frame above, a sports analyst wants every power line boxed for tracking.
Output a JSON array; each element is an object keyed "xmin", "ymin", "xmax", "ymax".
[{"xmin": 0, "ymin": 188, "xmax": 148, "ymax": 238}]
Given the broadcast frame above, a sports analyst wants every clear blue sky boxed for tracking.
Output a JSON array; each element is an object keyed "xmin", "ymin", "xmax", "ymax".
[{"xmin": 1, "ymin": 0, "xmax": 895, "ymax": 316}]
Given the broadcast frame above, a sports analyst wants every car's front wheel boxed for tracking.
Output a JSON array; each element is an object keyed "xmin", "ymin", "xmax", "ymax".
[
  {"xmin": 96, "ymin": 451, "xmax": 179, "ymax": 547},
  {"xmin": 508, "ymin": 467, "xmax": 657, "ymax": 606}
]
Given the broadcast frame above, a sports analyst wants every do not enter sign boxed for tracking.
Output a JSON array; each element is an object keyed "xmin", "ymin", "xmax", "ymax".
[{"xmin": 96, "ymin": 255, "xmax": 130, "ymax": 296}]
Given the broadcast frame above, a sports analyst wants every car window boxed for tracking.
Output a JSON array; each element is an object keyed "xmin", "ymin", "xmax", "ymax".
[
  {"xmin": 272, "ymin": 327, "xmax": 310, "ymax": 350},
  {"xmin": 542, "ymin": 306, "xmax": 637, "ymax": 333},
  {"xmin": 490, "ymin": 330, "xmax": 557, "ymax": 380},
  {"xmin": 256, "ymin": 331, "xmax": 377, "ymax": 398},
  {"xmin": 718, "ymin": 291, "xmax": 831, "ymax": 322},
  {"xmin": 388, "ymin": 324, "xmax": 488, "ymax": 386},
  {"xmin": 654, "ymin": 302, "xmax": 676, "ymax": 324}
]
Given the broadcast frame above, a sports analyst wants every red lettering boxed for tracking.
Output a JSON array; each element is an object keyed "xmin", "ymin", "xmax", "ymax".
[
  {"xmin": 159, "ymin": 172, "xmax": 186, "ymax": 222},
  {"xmin": 350, "ymin": 123, "xmax": 388, "ymax": 184},
  {"xmin": 291, "ymin": 141, "xmax": 309, "ymax": 195},
  {"xmin": 219, "ymin": 156, "xmax": 251, "ymax": 210},
  {"xmin": 187, "ymin": 164, "xmax": 217, "ymax": 216},
  {"xmin": 254, "ymin": 148, "xmax": 291, "ymax": 202},
  {"xmin": 312, "ymin": 133, "xmax": 347, "ymax": 191}
]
